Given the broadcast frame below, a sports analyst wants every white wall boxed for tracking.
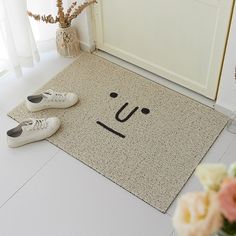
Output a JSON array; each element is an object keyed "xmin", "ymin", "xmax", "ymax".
[
  {"xmin": 27, "ymin": 0, "xmax": 94, "ymax": 52},
  {"xmin": 216, "ymin": 3, "xmax": 236, "ymax": 115},
  {"xmin": 71, "ymin": 7, "xmax": 95, "ymax": 52},
  {"xmin": 61, "ymin": 0, "xmax": 95, "ymax": 52}
]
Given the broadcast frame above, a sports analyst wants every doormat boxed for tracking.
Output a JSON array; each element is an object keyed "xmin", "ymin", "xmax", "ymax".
[{"xmin": 8, "ymin": 53, "xmax": 228, "ymax": 212}]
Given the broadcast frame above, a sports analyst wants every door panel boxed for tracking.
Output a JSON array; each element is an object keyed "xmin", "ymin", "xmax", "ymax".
[{"xmin": 93, "ymin": 0, "xmax": 234, "ymax": 99}]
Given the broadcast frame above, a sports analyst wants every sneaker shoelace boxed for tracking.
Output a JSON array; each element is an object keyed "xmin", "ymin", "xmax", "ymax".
[
  {"xmin": 33, "ymin": 119, "xmax": 48, "ymax": 130},
  {"xmin": 23, "ymin": 119, "xmax": 48, "ymax": 131},
  {"xmin": 43, "ymin": 90, "xmax": 66, "ymax": 102}
]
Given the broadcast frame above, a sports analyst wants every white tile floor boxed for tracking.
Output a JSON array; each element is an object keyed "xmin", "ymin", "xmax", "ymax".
[{"xmin": 0, "ymin": 51, "xmax": 235, "ymax": 236}]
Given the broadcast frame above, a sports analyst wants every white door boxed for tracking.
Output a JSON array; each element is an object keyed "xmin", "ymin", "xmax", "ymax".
[{"xmin": 93, "ymin": 0, "xmax": 234, "ymax": 99}]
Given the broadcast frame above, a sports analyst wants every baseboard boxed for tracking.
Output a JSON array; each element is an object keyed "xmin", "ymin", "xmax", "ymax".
[
  {"xmin": 80, "ymin": 41, "xmax": 96, "ymax": 53},
  {"xmin": 37, "ymin": 38, "xmax": 95, "ymax": 54},
  {"xmin": 214, "ymin": 104, "xmax": 232, "ymax": 117}
]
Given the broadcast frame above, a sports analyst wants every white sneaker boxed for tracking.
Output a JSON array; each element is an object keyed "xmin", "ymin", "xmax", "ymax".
[
  {"xmin": 26, "ymin": 89, "xmax": 79, "ymax": 112},
  {"xmin": 7, "ymin": 117, "xmax": 61, "ymax": 148}
]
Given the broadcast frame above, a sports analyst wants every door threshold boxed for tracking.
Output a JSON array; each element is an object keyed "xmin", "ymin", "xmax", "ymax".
[{"xmin": 93, "ymin": 50, "xmax": 215, "ymax": 109}]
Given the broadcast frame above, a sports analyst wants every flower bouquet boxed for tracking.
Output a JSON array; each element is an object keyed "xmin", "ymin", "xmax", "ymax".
[{"xmin": 173, "ymin": 163, "xmax": 236, "ymax": 236}]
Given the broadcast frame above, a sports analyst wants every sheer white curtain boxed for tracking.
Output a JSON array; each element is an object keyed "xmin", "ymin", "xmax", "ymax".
[
  {"xmin": 0, "ymin": 0, "xmax": 39, "ymax": 77},
  {"xmin": 27, "ymin": 0, "xmax": 70, "ymax": 52},
  {"xmin": 27, "ymin": 0, "xmax": 60, "ymax": 52}
]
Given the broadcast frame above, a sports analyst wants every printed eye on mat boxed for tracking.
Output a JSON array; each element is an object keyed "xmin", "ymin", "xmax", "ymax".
[
  {"xmin": 96, "ymin": 92, "xmax": 151, "ymax": 139},
  {"xmin": 8, "ymin": 53, "xmax": 228, "ymax": 213}
]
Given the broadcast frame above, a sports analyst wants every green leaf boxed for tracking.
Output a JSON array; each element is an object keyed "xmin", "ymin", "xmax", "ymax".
[{"xmin": 221, "ymin": 218, "xmax": 236, "ymax": 235}]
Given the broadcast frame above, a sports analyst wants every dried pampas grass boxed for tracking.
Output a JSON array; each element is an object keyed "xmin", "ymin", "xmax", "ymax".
[{"xmin": 28, "ymin": 0, "xmax": 96, "ymax": 28}]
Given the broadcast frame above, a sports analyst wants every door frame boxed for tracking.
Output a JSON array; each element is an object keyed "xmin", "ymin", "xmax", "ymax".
[{"xmin": 89, "ymin": 0, "xmax": 235, "ymax": 102}]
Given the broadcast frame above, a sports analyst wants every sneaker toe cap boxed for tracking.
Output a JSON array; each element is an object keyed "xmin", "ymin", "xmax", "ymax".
[
  {"xmin": 67, "ymin": 93, "xmax": 79, "ymax": 105},
  {"xmin": 47, "ymin": 117, "xmax": 61, "ymax": 132}
]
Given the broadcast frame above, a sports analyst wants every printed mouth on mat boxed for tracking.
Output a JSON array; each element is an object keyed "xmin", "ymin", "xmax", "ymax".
[{"xmin": 96, "ymin": 121, "xmax": 125, "ymax": 138}]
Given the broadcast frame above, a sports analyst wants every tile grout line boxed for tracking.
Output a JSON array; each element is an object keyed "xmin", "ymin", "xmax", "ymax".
[
  {"xmin": 0, "ymin": 150, "xmax": 60, "ymax": 210},
  {"xmin": 218, "ymin": 134, "xmax": 236, "ymax": 162},
  {"xmin": 167, "ymin": 212, "xmax": 173, "ymax": 217},
  {"xmin": 167, "ymin": 229, "xmax": 174, "ymax": 236},
  {"xmin": 0, "ymin": 107, "xmax": 7, "ymax": 115},
  {"xmin": 166, "ymin": 131, "xmax": 235, "ymax": 219}
]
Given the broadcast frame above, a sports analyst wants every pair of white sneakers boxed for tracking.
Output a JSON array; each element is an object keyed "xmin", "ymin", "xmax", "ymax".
[{"xmin": 7, "ymin": 89, "xmax": 79, "ymax": 148}]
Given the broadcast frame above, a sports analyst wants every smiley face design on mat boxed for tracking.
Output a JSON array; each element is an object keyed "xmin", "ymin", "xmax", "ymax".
[{"xmin": 96, "ymin": 92, "xmax": 150, "ymax": 138}]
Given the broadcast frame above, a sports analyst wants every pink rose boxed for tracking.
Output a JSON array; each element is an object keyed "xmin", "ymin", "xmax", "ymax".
[
  {"xmin": 173, "ymin": 191, "xmax": 223, "ymax": 236},
  {"xmin": 218, "ymin": 178, "xmax": 236, "ymax": 223}
]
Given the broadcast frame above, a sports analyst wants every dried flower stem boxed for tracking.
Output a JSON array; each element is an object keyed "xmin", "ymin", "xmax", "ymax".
[
  {"xmin": 68, "ymin": 0, "xmax": 96, "ymax": 24},
  {"xmin": 65, "ymin": 2, "xmax": 77, "ymax": 19},
  {"xmin": 27, "ymin": 11, "xmax": 59, "ymax": 24},
  {"xmin": 56, "ymin": 0, "xmax": 66, "ymax": 27},
  {"xmin": 28, "ymin": 0, "xmax": 97, "ymax": 28}
]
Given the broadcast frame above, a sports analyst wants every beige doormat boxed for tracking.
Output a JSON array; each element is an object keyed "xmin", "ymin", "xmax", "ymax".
[{"xmin": 8, "ymin": 53, "xmax": 227, "ymax": 212}]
